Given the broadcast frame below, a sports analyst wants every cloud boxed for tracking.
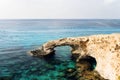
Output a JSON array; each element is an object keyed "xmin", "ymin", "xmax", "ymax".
[
  {"xmin": 104, "ymin": 0, "xmax": 116, "ymax": 5},
  {"xmin": 0, "ymin": 0, "xmax": 120, "ymax": 19}
]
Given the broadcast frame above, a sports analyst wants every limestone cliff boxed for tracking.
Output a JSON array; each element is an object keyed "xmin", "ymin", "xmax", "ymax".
[{"xmin": 29, "ymin": 33, "xmax": 120, "ymax": 80}]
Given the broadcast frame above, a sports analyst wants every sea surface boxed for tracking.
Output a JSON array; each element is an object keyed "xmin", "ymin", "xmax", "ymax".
[{"xmin": 0, "ymin": 19, "xmax": 120, "ymax": 80}]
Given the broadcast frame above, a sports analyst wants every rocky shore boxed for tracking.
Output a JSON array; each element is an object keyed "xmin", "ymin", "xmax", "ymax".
[{"xmin": 29, "ymin": 33, "xmax": 120, "ymax": 80}]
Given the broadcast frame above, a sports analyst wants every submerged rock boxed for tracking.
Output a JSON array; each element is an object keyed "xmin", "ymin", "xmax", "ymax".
[
  {"xmin": 64, "ymin": 68, "xmax": 77, "ymax": 80},
  {"xmin": 29, "ymin": 33, "xmax": 120, "ymax": 80},
  {"xmin": 45, "ymin": 64, "xmax": 55, "ymax": 70},
  {"xmin": 0, "ymin": 76, "xmax": 13, "ymax": 80}
]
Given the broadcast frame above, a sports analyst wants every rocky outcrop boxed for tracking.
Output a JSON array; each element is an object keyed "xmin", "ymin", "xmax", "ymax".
[{"xmin": 29, "ymin": 33, "xmax": 120, "ymax": 80}]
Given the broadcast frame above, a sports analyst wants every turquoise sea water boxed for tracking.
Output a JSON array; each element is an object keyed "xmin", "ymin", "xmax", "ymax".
[{"xmin": 0, "ymin": 19, "xmax": 120, "ymax": 80}]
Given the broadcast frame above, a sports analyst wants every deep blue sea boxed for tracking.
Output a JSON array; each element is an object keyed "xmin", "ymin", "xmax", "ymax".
[{"xmin": 0, "ymin": 19, "xmax": 120, "ymax": 80}]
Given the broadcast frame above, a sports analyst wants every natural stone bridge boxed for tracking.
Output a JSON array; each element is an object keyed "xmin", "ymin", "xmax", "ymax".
[{"xmin": 28, "ymin": 33, "xmax": 120, "ymax": 80}]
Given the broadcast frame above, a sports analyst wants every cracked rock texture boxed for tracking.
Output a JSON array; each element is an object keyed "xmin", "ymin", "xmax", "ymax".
[{"xmin": 29, "ymin": 33, "xmax": 120, "ymax": 80}]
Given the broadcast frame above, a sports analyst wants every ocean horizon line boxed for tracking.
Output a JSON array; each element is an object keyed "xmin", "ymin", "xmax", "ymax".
[{"xmin": 0, "ymin": 19, "xmax": 120, "ymax": 21}]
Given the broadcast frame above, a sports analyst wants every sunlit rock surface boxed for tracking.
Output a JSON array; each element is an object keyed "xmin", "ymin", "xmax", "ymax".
[{"xmin": 29, "ymin": 33, "xmax": 120, "ymax": 80}]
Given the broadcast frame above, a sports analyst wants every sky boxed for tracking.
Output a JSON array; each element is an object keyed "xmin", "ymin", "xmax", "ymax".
[{"xmin": 0, "ymin": 0, "xmax": 120, "ymax": 19}]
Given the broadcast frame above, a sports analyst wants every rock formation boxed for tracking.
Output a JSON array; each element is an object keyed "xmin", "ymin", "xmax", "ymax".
[{"xmin": 28, "ymin": 33, "xmax": 120, "ymax": 80}]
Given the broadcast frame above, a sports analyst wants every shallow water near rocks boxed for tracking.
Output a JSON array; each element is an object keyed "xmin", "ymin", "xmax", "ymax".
[
  {"xmin": 0, "ymin": 19, "xmax": 120, "ymax": 80},
  {"xmin": 0, "ymin": 46, "xmax": 75, "ymax": 80}
]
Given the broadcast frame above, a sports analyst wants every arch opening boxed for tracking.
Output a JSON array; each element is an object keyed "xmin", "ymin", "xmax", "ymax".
[
  {"xmin": 54, "ymin": 46, "xmax": 72, "ymax": 61},
  {"xmin": 77, "ymin": 55, "xmax": 97, "ymax": 71}
]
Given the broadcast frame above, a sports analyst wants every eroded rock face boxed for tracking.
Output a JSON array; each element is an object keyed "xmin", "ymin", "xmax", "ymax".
[{"xmin": 28, "ymin": 33, "xmax": 120, "ymax": 80}]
